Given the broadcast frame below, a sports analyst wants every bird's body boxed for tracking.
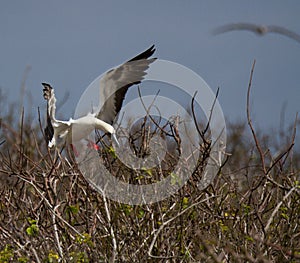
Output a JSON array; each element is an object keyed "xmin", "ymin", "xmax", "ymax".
[
  {"xmin": 43, "ymin": 45, "xmax": 156, "ymax": 150},
  {"xmin": 213, "ymin": 23, "xmax": 300, "ymax": 44}
]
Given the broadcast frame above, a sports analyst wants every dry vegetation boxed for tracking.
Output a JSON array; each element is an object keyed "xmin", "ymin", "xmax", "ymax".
[{"xmin": 0, "ymin": 64, "xmax": 299, "ymax": 262}]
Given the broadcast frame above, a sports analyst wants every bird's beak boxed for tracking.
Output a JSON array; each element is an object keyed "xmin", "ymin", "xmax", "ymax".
[{"xmin": 112, "ymin": 133, "xmax": 120, "ymax": 147}]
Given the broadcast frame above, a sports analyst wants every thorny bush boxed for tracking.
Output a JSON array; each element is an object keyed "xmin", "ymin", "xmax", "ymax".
[{"xmin": 0, "ymin": 66, "xmax": 299, "ymax": 262}]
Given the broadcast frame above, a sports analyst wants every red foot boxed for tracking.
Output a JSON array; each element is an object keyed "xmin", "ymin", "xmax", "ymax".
[
  {"xmin": 87, "ymin": 140, "xmax": 100, "ymax": 151},
  {"xmin": 70, "ymin": 143, "xmax": 79, "ymax": 157}
]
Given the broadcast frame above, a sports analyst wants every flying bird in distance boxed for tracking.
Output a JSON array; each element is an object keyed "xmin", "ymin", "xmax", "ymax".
[
  {"xmin": 42, "ymin": 45, "xmax": 156, "ymax": 152},
  {"xmin": 213, "ymin": 23, "xmax": 300, "ymax": 44}
]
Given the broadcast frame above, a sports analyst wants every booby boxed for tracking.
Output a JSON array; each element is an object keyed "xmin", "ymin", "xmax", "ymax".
[{"xmin": 42, "ymin": 45, "xmax": 156, "ymax": 150}]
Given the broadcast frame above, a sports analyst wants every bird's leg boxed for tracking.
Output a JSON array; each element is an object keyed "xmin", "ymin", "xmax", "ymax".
[
  {"xmin": 86, "ymin": 139, "xmax": 100, "ymax": 151},
  {"xmin": 70, "ymin": 143, "xmax": 79, "ymax": 157},
  {"xmin": 53, "ymin": 147, "xmax": 64, "ymax": 170}
]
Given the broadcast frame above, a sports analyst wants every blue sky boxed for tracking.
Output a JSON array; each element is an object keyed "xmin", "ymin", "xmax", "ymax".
[{"xmin": 1, "ymin": 1, "xmax": 300, "ymax": 140}]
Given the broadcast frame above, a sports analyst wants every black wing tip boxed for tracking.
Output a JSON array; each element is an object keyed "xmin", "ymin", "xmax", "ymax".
[
  {"xmin": 42, "ymin": 82, "xmax": 53, "ymax": 89},
  {"xmin": 42, "ymin": 82, "xmax": 53, "ymax": 100},
  {"xmin": 142, "ymin": 44, "xmax": 156, "ymax": 55},
  {"xmin": 147, "ymin": 44, "xmax": 156, "ymax": 55},
  {"xmin": 128, "ymin": 44, "xmax": 156, "ymax": 62}
]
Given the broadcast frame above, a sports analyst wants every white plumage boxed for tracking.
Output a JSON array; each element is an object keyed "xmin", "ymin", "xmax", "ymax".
[{"xmin": 43, "ymin": 45, "xmax": 156, "ymax": 150}]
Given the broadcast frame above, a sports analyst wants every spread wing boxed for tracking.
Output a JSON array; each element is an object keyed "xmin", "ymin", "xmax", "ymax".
[
  {"xmin": 213, "ymin": 23, "xmax": 268, "ymax": 35},
  {"xmin": 96, "ymin": 45, "xmax": 156, "ymax": 124},
  {"xmin": 42, "ymin": 83, "xmax": 57, "ymax": 122},
  {"xmin": 268, "ymin": 25, "xmax": 300, "ymax": 43},
  {"xmin": 213, "ymin": 23, "xmax": 300, "ymax": 43},
  {"xmin": 42, "ymin": 83, "xmax": 71, "ymax": 146}
]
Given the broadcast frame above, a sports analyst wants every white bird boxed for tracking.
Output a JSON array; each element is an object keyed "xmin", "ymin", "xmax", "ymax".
[
  {"xmin": 43, "ymin": 45, "xmax": 156, "ymax": 151},
  {"xmin": 213, "ymin": 23, "xmax": 300, "ymax": 44}
]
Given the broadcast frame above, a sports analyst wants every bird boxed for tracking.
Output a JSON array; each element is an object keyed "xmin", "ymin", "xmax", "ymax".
[
  {"xmin": 42, "ymin": 45, "xmax": 156, "ymax": 152},
  {"xmin": 213, "ymin": 23, "xmax": 300, "ymax": 44}
]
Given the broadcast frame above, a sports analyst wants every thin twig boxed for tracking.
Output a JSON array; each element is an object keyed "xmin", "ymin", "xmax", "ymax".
[
  {"xmin": 246, "ymin": 60, "xmax": 267, "ymax": 174},
  {"xmin": 137, "ymin": 86, "xmax": 173, "ymax": 137},
  {"xmin": 246, "ymin": 60, "xmax": 292, "ymax": 190},
  {"xmin": 101, "ymin": 189, "xmax": 117, "ymax": 263},
  {"xmin": 16, "ymin": 174, "xmax": 83, "ymax": 237},
  {"xmin": 265, "ymin": 186, "xmax": 296, "ymax": 232},
  {"xmin": 148, "ymin": 195, "xmax": 216, "ymax": 258},
  {"xmin": 203, "ymin": 87, "xmax": 220, "ymax": 135},
  {"xmin": 280, "ymin": 112, "xmax": 298, "ymax": 167},
  {"xmin": 52, "ymin": 204, "xmax": 64, "ymax": 260}
]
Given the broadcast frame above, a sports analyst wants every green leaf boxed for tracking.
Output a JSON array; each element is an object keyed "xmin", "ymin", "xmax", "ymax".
[
  {"xmin": 182, "ymin": 197, "xmax": 189, "ymax": 209},
  {"xmin": 75, "ymin": 233, "xmax": 94, "ymax": 247},
  {"xmin": 66, "ymin": 204, "xmax": 79, "ymax": 214},
  {"xmin": 47, "ymin": 251, "xmax": 59, "ymax": 263},
  {"xmin": 108, "ymin": 146, "xmax": 117, "ymax": 158},
  {"xmin": 26, "ymin": 224, "xmax": 39, "ymax": 236},
  {"xmin": 26, "ymin": 219, "xmax": 39, "ymax": 236},
  {"xmin": 170, "ymin": 173, "xmax": 182, "ymax": 185},
  {"xmin": 141, "ymin": 167, "xmax": 152, "ymax": 176},
  {"xmin": 18, "ymin": 257, "xmax": 29, "ymax": 263},
  {"xmin": 0, "ymin": 245, "xmax": 14, "ymax": 262}
]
